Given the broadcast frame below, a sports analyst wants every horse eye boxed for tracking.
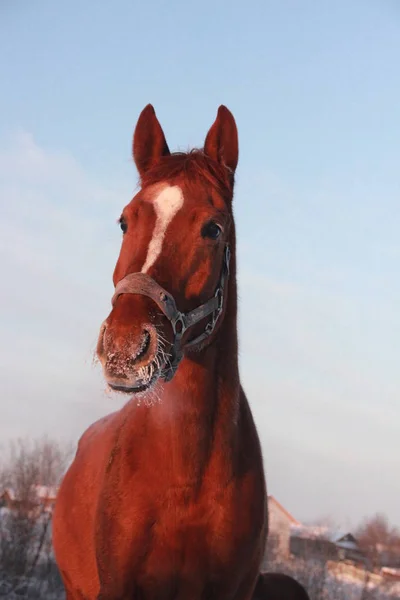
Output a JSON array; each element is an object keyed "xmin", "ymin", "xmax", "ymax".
[
  {"xmin": 202, "ymin": 221, "xmax": 222, "ymax": 240},
  {"xmin": 119, "ymin": 217, "xmax": 127, "ymax": 234}
]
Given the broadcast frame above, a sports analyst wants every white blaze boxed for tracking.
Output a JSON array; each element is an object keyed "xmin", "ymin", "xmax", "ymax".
[{"xmin": 141, "ymin": 185, "xmax": 184, "ymax": 273}]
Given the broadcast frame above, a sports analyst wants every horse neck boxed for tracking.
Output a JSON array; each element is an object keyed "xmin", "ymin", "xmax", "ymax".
[
  {"xmin": 145, "ymin": 239, "xmax": 240, "ymax": 479},
  {"xmin": 174, "ymin": 234, "xmax": 239, "ymax": 404}
]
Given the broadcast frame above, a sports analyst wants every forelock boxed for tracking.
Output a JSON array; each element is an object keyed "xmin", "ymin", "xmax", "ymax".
[{"xmin": 139, "ymin": 150, "xmax": 234, "ymax": 202}]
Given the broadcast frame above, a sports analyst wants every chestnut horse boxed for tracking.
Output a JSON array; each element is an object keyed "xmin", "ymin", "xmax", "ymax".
[{"xmin": 53, "ymin": 105, "xmax": 268, "ymax": 600}]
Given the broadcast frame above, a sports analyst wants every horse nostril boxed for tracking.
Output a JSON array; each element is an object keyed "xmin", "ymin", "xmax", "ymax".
[
  {"xmin": 97, "ymin": 321, "xmax": 108, "ymax": 358},
  {"xmin": 133, "ymin": 329, "xmax": 151, "ymax": 362}
]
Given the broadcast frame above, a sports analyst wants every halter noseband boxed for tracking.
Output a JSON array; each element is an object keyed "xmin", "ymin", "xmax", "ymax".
[{"xmin": 111, "ymin": 245, "xmax": 231, "ymax": 382}]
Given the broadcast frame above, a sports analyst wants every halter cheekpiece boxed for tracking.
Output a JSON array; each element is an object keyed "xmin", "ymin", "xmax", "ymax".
[{"xmin": 111, "ymin": 245, "xmax": 231, "ymax": 382}]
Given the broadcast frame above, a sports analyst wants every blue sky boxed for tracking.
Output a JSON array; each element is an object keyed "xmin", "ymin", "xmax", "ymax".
[{"xmin": 1, "ymin": 0, "xmax": 399, "ymax": 528}]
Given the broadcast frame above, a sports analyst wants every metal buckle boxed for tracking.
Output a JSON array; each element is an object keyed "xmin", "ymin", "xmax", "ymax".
[
  {"xmin": 205, "ymin": 320, "xmax": 215, "ymax": 336},
  {"xmin": 204, "ymin": 287, "xmax": 224, "ymax": 336},
  {"xmin": 215, "ymin": 287, "xmax": 223, "ymax": 313},
  {"xmin": 171, "ymin": 312, "xmax": 187, "ymax": 339}
]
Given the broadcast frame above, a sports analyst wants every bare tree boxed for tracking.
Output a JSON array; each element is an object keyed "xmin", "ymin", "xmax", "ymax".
[
  {"xmin": 0, "ymin": 436, "xmax": 73, "ymax": 597},
  {"xmin": 356, "ymin": 514, "xmax": 400, "ymax": 571}
]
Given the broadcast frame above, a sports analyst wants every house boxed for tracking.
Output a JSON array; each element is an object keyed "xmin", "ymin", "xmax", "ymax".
[
  {"xmin": 266, "ymin": 495, "xmax": 302, "ymax": 558},
  {"xmin": 334, "ymin": 532, "xmax": 366, "ymax": 564},
  {"xmin": 290, "ymin": 525, "xmax": 367, "ymax": 566},
  {"xmin": 33, "ymin": 485, "xmax": 58, "ymax": 510},
  {"xmin": 381, "ymin": 567, "xmax": 400, "ymax": 582},
  {"xmin": 0, "ymin": 485, "xmax": 58, "ymax": 514},
  {"xmin": 0, "ymin": 488, "xmax": 15, "ymax": 509},
  {"xmin": 290, "ymin": 525, "xmax": 336, "ymax": 562}
]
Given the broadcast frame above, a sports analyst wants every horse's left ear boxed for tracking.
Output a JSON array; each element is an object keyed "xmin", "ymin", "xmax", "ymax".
[{"xmin": 204, "ymin": 105, "xmax": 239, "ymax": 174}]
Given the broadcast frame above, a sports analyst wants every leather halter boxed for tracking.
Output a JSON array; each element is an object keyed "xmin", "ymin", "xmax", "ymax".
[{"xmin": 111, "ymin": 245, "xmax": 231, "ymax": 382}]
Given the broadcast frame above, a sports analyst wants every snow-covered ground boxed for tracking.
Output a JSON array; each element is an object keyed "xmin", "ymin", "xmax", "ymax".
[
  {"xmin": 265, "ymin": 556, "xmax": 400, "ymax": 600},
  {"xmin": 1, "ymin": 504, "xmax": 399, "ymax": 599}
]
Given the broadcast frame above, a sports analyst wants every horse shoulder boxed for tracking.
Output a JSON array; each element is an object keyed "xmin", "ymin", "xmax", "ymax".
[{"xmin": 76, "ymin": 410, "xmax": 119, "ymax": 454}]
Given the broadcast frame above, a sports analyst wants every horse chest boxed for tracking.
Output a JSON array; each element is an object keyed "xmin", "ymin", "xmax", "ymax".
[
  {"xmin": 133, "ymin": 488, "xmax": 253, "ymax": 598},
  {"xmin": 100, "ymin": 425, "xmax": 265, "ymax": 570},
  {"xmin": 132, "ymin": 481, "xmax": 255, "ymax": 567}
]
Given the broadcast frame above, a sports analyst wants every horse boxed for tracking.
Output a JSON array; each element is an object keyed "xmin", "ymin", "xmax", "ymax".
[
  {"xmin": 252, "ymin": 573, "xmax": 310, "ymax": 600},
  {"xmin": 52, "ymin": 104, "xmax": 268, "ymax": 600}
]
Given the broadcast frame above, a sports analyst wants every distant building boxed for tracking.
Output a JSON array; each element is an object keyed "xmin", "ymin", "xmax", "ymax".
[
  {"xmin": 0, "ymin": 488, "xmax": 15, "ymax": 509},
  {"xmin": 381, "ymin": 567, "xmax": 400, "ymax": 582},
  {"xmin": 266, "ymin": 495, "xmax": 301, "ymax": 558},
  {"xmin": 0, "ymin": 485, "xmax": 57, "ymax": 514},
  {"xmin": 290, "ymin": 525, "xmax": 367, "ymax": 566},
  {"xmin": 335, "ymin": 532, "xmax": 367, "ymax": 564}
]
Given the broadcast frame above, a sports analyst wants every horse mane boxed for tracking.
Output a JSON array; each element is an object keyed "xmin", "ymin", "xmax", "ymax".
[{"xmin": 140, "ymin": 149, "xmax": 234, "ymax": 201}]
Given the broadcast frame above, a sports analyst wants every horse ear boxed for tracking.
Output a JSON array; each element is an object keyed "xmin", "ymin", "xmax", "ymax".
[
  {"xmin": 204, "ymin": 105, "xmax": 239, "ymax": 174},
  {"xmin": 133, "ymin": 104, "xmax": 170, "ymax": 178}
]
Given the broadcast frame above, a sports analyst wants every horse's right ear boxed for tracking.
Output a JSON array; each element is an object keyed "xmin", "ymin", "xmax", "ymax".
[
  {"xmin": 204, "ymin": 105, "xmax": 239, "ymax": 175},
  {"xmin": 133, "ymin": 104, "xmax": 170, "ymax": 179}
]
